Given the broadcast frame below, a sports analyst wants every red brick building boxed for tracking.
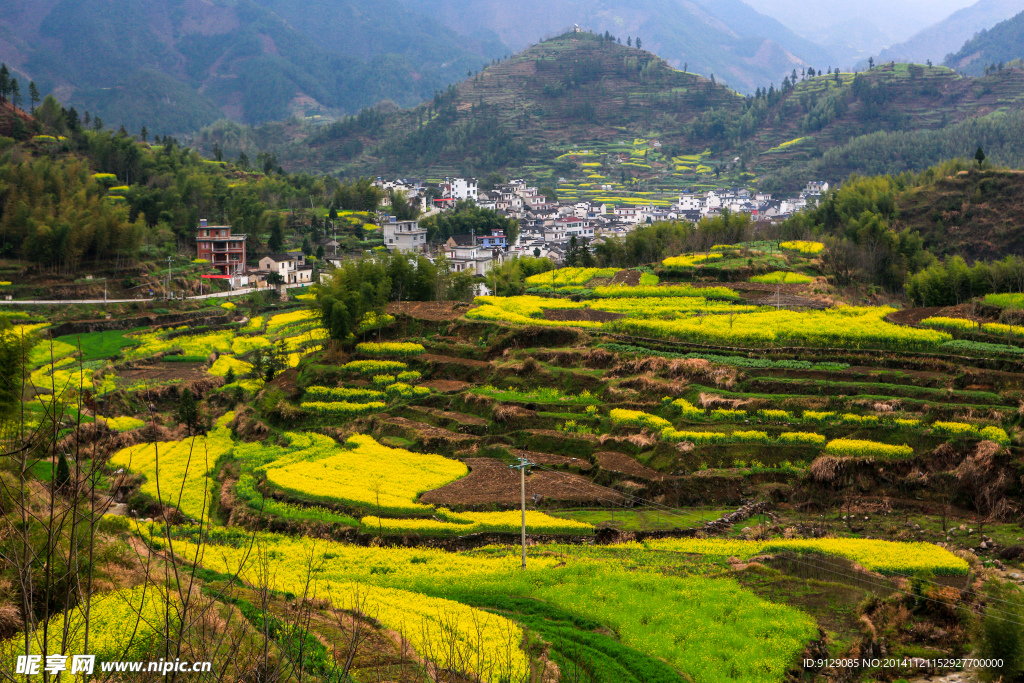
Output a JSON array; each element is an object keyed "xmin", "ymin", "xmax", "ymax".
[{"xmin": 195, "ymin": 219, "xmax": 247, "ymax": 275}]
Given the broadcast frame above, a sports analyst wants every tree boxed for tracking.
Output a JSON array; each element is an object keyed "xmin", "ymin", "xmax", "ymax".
[
  {"xmin": 635, "ymin": 38, "xmax": 642, "ymax": 50},
  {"xmin": 268, "ymin": 221, "xmax": 285, "ymax": 253},
  {"xmin": 683, "ymin": 62, "xmax": 687, "ymax": 72},
  {"xmin": 93, "ymin": 116, "xmax": 103, "ymax": 131},
  {"xmin": 975, "ymin": 146, "xmax": 986, "ymax": 167},
  {"xmin": 301, "ymin": 236, "xmax": 313, "ymax": 256},
  {"xmin": 140, "ymin": 126, "xmax": 148, "ymax": 142},
  {"xmin": 213, "ymin": 142, "xmax": 222, "ymax": 161},
  {"xmin": 627, "ymin": 37, "xmax": 632, "ymax": 46},
  {"xmin": 978, "ymin": 581, "xmax": 1024, "ymax": 680},
  {"xmin": 868, "ymin": 56, "xmax": 874, "ymax": 69},
  {"xmin": 0, "ymin": 64, "xmax": 8, "ymax": 101},
  {"xmin": 28, "ymin": 81, "xmax": 39, "ymax": 112},
  {"xmin": 53, "ymin": 453, "xmax": 71, "ymax": 491},
  {"xmin": 177, "ymin": 388, "xmax": 200, "ymax": 436},
  {"xmin": 10, "ymin": 78, "xmax": 20, "ymax": 110},
  {"xmin": 316, "ymin": 244, "xmax": 325, "ymax": 259},
  {"xmin": 419, "ymin": 200, "xmax": 519, "ymax": 245},
  {"xmin": 237, "ymin": 151, "xmax": 250, "ymax": 169}
]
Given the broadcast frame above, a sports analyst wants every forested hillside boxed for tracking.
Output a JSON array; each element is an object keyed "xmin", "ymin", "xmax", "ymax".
[
  {"xmin": 944, "ymin": 10, "xmax": 1024, "ymax": 74},
  {"xmin": 0, "ymin": 0, "xmax": 502, "ymax": 135},
  {"xmin": 0, "ymin": 97, "xmax": 342, "ymax": 277}
]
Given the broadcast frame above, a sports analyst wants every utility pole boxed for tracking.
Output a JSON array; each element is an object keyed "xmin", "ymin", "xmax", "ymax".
[
  {"xmin": 103, "ymin": 278, "xmax": 107, "ymax": 303},
  {"xmin": 167, "ymin": 256, "xmax": 173, "ymax": 299},
  {"xmin": 510, "ymin": 456, "xmax": 535, "ymax": 570}
]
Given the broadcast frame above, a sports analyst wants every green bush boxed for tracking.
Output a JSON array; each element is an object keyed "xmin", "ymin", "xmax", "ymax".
[{"xmin": 978, "ymin": 582, "xmax": 1024, "ymax": 681}]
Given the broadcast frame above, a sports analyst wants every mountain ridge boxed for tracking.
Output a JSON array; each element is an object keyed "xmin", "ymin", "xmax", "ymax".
[
  {"xmin": 872, "ymin": 0, "xmax": 1024, "ymax": 66},
  {"xmin": 944, "ymin": 9, "xmax": 1024, "ymax": 73}
]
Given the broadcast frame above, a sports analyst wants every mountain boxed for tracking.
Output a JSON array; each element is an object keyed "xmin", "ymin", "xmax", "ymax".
[
  {"xmin": 402, "ymin": 0, "xmax": 838, "ymax": 94},
  {"xmin": 0, "ymin": 0, "xmax": 504, "ymax": 135},
  {"xmin": 743, "ymin": 0, "xmax": 977, "ymax": 61},
  {"xmin": 944, "ymin": 9, "xmax": 1024, "ymax": 73},
  {"xmin": 873, "ymin": 0, "xmax": 1024, "ymax": 66},
  {"xmin": 196, "ymin": 31, "xmax": 1024, "ymax": 192}
]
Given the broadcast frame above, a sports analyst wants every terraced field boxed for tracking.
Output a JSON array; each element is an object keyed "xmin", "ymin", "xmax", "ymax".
[{"xmin": 7, "ymin": 260, "xmax": 1024, "ymax": 683}]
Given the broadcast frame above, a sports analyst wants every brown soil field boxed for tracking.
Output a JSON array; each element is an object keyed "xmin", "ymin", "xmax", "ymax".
[
  {"xmin": 542, "ymin": 308, "xmax": 623, "ymax": 322},
  {"xmin": 420, "ymin": 354, "xmax": 490, "ymax": 369},
  {"xmin": 387, "ymin": 301, "xmax": 476, "ymax": 321},
  {"xmin": 887, "ymin": 304, "xmax": 991, "ymax": 327},
  {"xmin": 595, "ymin": 451, "xmax": 673, "ymax": 481},
  {"xmin": 609, "ymin": 269, "xmax": 643, "ymax": 286},
  {"xmin": 407, "ymin": 406, "xmax": 489, "ymax": 427},
  {"xmin": 420, "ymin": 458, "xmax": 621, "ymax": 506},
  {"xmin": 509, "ymin": 448, "xmax": 593, "ymax": 470},
  {"xmin": 117, "ymin": 362, "xmax": 207, "ymax": 382},
  {"xmin": 422, "ymin": 379, "xmax": 472, "ymax": 392}
]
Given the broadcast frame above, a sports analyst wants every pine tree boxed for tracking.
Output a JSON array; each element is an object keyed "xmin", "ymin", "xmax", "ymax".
[
  {"xmin": 177, "ymin": 388, "xmax": 199, "ymax": 436},
  {"xmin": 0, "ymin": 64, "xmax": 8, "ymax": 101},
  {"xmin": 10, "ymin": 79, "xmax": 20, "ymax": 109},
  {"xmin": 28, "ymin": 81, "xmax": 39, "ymax": 112},
  {"xmin": 140, "ymin": 125, "xmax": 148, "ymax": 142},
  {"xmin": 268, "ymin": 223, "xmax": 284, "ymax": 253},
  {"xmin": 975, "ymin": 146, "xmax": 986, "ymax": 167},
  {"xmin": 54, "ymin": 453, "xmax": 71, "ymax": 491}
]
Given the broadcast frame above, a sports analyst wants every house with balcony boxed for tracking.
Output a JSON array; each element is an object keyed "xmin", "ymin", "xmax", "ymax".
[
  {"xmin": 381, "ymin": 215, "xmax": 427, "ymax": 253},
  {"xmin": 195, "ymin": 219, "xmax": 247, "ymax": 275}
]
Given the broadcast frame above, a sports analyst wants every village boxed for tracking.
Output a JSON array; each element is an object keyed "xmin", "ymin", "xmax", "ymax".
[{"xmin": 214, "ymin": 177, "xmax": 832, "ymax": 297}]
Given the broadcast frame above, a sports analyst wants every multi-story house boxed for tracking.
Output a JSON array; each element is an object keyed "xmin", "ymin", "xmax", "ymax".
[
  {"xmin": 257, "ymin": 253, "xmax": 313, "ymax": 284},
  {"xmin": 381, "ymin": 215, "xmax": 427, "ymax": 252},
  {"xmin": 439, "ymin": 177, "xmax": 478, "ymax": 202},
  {"xmin": 195, "ymin": 219, "xmax": 247, "ymax": 275}
]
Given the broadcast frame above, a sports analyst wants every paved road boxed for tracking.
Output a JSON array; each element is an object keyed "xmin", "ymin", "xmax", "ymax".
[{"xmin": 0, "ymin": 283, "xmax": 312, "ymax": 305}]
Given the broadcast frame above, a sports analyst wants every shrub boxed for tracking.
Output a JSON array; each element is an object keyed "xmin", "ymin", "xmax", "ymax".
[
  {"xmin": 372, "ymin": 374, "xmax": 397, "ymax": 387},
  {"xmin": 341, "ymin": 360, "xmax": 407, "ymax": 375},
  {"xmin": 304, "ymin": 386, "xmax": 384, "ymax": 402},
  {"xmin": 920, "ymin": 316, "xmax": 976, "ymax": 332},
  {"xmin": 749, "ymin": 271, "xmax": 814, "ymax": 284},
  {"xmin": 300, "ymin": 401, "xmax": 387, "ymax": 416},
  {"xmin": 385, "ymin": 382, "xmax": 430, "ymax": 399},
  {"xmin": 758, "ymin": 409, "xmax": 794, "ymax": 422},
  {"xmin": 671, "ymin": 398, "xmax": 704, "ymax": 419},
  {"xmin": 356, "ymin": 341, "xmax": 425, "ymax": 356},
  {"xmin": 609, "ymin": 409, "xmax": 672, "ymax": 431},
  {"xmin": 779, "ymin": 240, "xmax": 824, "ymax": 254},
  {"xmin": 839, "ymin": 413, "xmax": 880, "ymax": 427},
  {"xmin": 977, "ymin": 581, "xmax": 1024, "ymax": 680},
  {"xmin": 777, "ymin": 431, "xmax": 827, "ymax": 446},
  {"xmin": 824, "ymin": 439, "xmax": 913, "ymax": 459}
]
